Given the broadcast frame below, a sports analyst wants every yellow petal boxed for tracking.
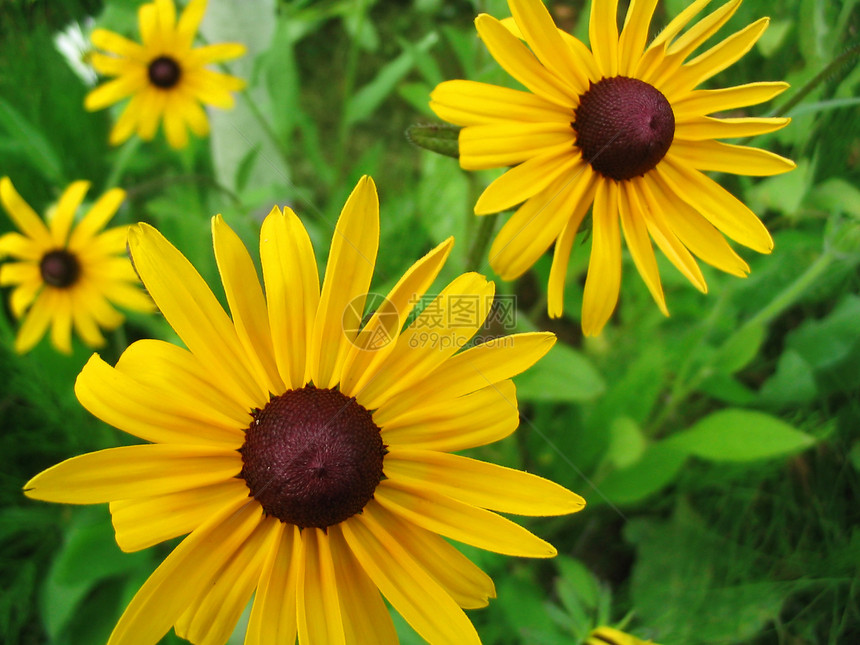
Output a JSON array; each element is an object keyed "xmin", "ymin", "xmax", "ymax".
[
  {"xmin": 212, "ymin": 215, "xmax": 283, "ymax": 396},
  {"xmin": 375, "ymin": 479, "xmax": 558, "ymax": 558},
  {"xmin": 618, "ymin": 0, "xmax": 659, "ymax": 74},
  {"xmin": 68, "ymin": 188, "xmax": 125, "ymax": 249},
  {"xmin": 14, "ymin": 291, "xmax": 53, "ymax": 353},
  {"xmin": 589, "ymin": 0, "xmax": 619, "ymax": 77},
  {"xmin": 23, "ymin": 444, "xmax": 241, "ymax": 504},
  {"xmin": 109, "ymin": 479, "xmax": 249, "ymax": 552},
  {"xmin": 177, "ymin": 0, "xmax": 207, "ymax": 49},
  {"xmin": 385, "ymin": 449, "xmax": 585, "ymax": 517},
  {"xmin": 489, "ymin": 161, "xmax": 596, "ymax": 279},
  {"xmin": 127, "ymin": 223, "xmax": 267, "ymax": 408},
  {"xmin": 671, "ymin": 81, "xmax": 789, "ymax": 119},
  {"xmin": 429, "ymin": 80, "xmax": 572, "ymax": 126},
  {"xmin": 669, "ymin": 139, "xmax": 796, "ymax": 176},
  {"xmin": 648, "ymin": 0, "xmax": 712, "ymax": 51},
  {"xmin": 246, "ymin": 523, "xmax": 299, "ymax": 645},
  {"xmin": 0, "ymin": 177, "xmax": 51, "ymax": 246},
  {"xmin": 666, "ymin": 0, "xmax": 742, "ymax": 59},
  {"xmin": 162, "ymin": 105, "xmax": 189, "ymax": 149},
  {"xmin": 260, "ymin": 205, "xmax": 319, "ymax": 390},
  {"xmin": 459, "ymin": 121, "xmax": 574, "ymax": 170},
  {"xmin": 658, "ymin": 158, "xmax": 773, "ymax": 253},
  {"xmin": 10, "ymin": 281, "xmax": 41, "ymax": 318},
  {"xmin": 0, "ymin": 232, "xmax": 41, "ymax": 260},
  {"xmin": 340, "ymin": 510, "xmax": 481, "ymax": 645},
  {"xmin": 475, "ymin": 14, "xmax": 574, "ymax": 108},
  {"xmin": 474, "ymin": 142, "xmax": 581, "ymax": 215},
  {"xmin": 0, "ymin": 260, "xmax": 40, "ymax": 287},
  {"xmin": 107, "ymin": 497, "xmax": 261, "ymax": 645},
  {"xmin": 509, "ymin": 0, "xmax": 590, "ymax": 95},
  {"xmin": 674, "ymin": 115, "xmax": 791, "ymax": 140},
  {"xmin": 379, "ymin": 380, "xmax": 520, "ymax": 452},
  {"xmin": 618, "ymin": 180, "xmax": 668, "ymax": 315},
  {"xmin": 310, "ymin": 176, "xmax": 379, "ymax": 389},
  {"xmin": 328, "ymin": 525, "xmax": 399, "ymax": 643},
  {"xmin": 154, "ymin": 0, "xmax": 177, "ymax": 36},
  {"xmin": 581, "ymin": 179, "xmax": 622, "ymax": 337},
  {"xmin": 91, "ymin": 28, "xmax": 147, "ymax": 61},
  {"xmin": 376, "ymin": 332, "xmax": 555, "ymax": 423},
  {"xmin": 297, "ymin": 529, "xmax": 346, "ymax": 645},
  {"xmin": 84, "ymin": 72, "xmax": 147, "ymax": 111},
  {"xmin": 186, "ymin": 43, "xmax": 247, "ymax": 66},
  {"xmin": 48, "ymin": 290, "xmax": 73, "ymax": 354},
  {"xmin": 50, "ymin": 181, "xmax": 90, "ymax": 247},
  {"xmin": 175, "ymin": 516, "xmax": 278, "ymax": 645},
  {"xmin": 645, "ymin": 171, "xmax": 750, "ymax": 277},
  {"xmin": 340, "ymin": 238, "xmax": 453, "ymax": 398},
  {"xmin": 109, "ymin": 98, "xmax": 141, "ymax": 146},
  {"xmin": 355, "ymin": 273, "xmax": 494, "ymax": 410},
  {"xmin": 75, "ymin": 352, "xmax": 246, "ymax": 447}
]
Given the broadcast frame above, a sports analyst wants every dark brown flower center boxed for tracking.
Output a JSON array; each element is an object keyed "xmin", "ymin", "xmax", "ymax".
[
  {"xmin": 573, "ymin": 76, "xmax": 675, "ymax": 181},
  {"xmin": 148, "ymin": 56, "xmax": 182, "ymax": 89},
  {"xmin": 239, "ymin": 386, "xmax": 386, "ymax": 529},
  {"xmin": 40, "ymin": 249, "xmax": 80, "ymax": 288}
]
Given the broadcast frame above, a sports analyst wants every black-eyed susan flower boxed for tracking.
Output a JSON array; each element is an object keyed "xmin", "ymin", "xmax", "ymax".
[
  {"xmin": 587, "ymin": 626, "xmax": 660, "ymax": 645},
  {"xmin": 430, "ymin": 0, "xmax": 795, "ymax": 336},
  {"xmin": 0, "ymin": 177, "xmax": 151, "ymax": 354},
  {"xmin": 24, "ymin": 176, "xmax": 585, "ymax": 644},
  {"xmin": 85, "ymin": 0, "xmax": 246, "ymax": 149}
]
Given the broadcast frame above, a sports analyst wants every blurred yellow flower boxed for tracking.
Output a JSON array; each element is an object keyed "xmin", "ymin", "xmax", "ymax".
[
  {"xmin": 587, "ymin": 626, "xmax": 661, "ymax": 645},
  {"xmin": 85, "ymin": 0, "xmax": 246, "ymax": 149},
  {"xmin": 431, "ymin": 0, "xmax": 795, "ymax": 336},
  {"xmin": 0, "ymin": 178, "xmax": 152, "ymax": 354},
  {"xmin": 24, "ymin": 176, "xmax": 585, "ymax": 644}
]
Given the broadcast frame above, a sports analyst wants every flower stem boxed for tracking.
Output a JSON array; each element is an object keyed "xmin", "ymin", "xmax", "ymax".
[
  {"xmin": 103, "ymin": 137, "xmax": 142, "ymax": 190},
  {"xmin": 467, "ymin": 213, "xmax": 498, "ymax": 273},
  {"xmin": 773, "ymin": 43, "xmax": 860, "ymax": 118}
]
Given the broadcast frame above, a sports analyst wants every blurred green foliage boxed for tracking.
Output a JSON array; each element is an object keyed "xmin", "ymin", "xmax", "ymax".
[{"xmin": 1, "ymin": 0, "xmax": 858, "ymax": 644}]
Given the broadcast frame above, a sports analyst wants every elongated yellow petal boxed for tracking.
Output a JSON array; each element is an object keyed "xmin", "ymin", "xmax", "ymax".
[
  {"xmin": 648, "ymin": 0, "xmax": 712, "ymax": 50},
  {"xmin": 582, "ymin": 180, "xmax": 622, "ymax": 337},
  {"xmin": 430, "ymin": 80, "xmax": 571, "ymax": 126},
  {"xmin": 127, "ymin": 223, "xmax": 267, "ymax": 408},
  {"xmin": 475, "ymin": 142, "xmax": 581, "ymax": 214},
  {"xmin": 260, "ymin": 205, "xmax": 319, "ymax": 391},
  {"xmin": 618, "ymin": 181, "xmax": 667, "ymax": 315},
  {"xmin": 379, "ymin": 380, "xmax": 520, "ymax": 452},
  {"xmin": 0, "ymin": 232, "xmax": 40, "ymax": 260},
  {"xmin": 68, "ymin": 188, "xmax": 125, "ymax": 249},
  {"xmin": 386, "ymin": 449, "xmax": 585, "ymax": 516},
  {"xmin": 310, "ymin": 176, "xmax": 379, "ymax": 389},
  {"xmin": 376, "ymin": 333, "xmax": 554, "ymax": 422},
  {"xmin": 674, "ymin": 115, "xmax": 791, "ymax": 140},
  {"xmin": 667, "ymin": 0, "xmax": 742, "ymax": 59},
  {"xmin": 475, "ymin": 14, "xmax": 574, "ymax": 108},
  {"xmin": 48, "ymin": 290, "xmax": 73, "ymax": 354},
  {"xmin": 297, "ymin": 529, "xmax": 346, "ymax": 645},
  {"xmin": 10, "ymin": 281, "xmax": 41, "ymax": 318},
  {"xmin": 669, "ymin": 139, "xmax": 796, "ymax": 176},
  {"xmin": 107, "ymin": 498, "xmax": 261, "ymax": 645},
  {"xmin": 246, "ymin": 523, "xmax": 299, "ymax": 645},
  {"xmin": 618, "ymin": 0, "xmax": 659, "ymax": 74},
  {"xmin": 185, "ymin": 43, "xmax": 247, "ymax": 66},
  {"xmin": 509, "ymin": 0, "xmax": 590, "ymax": 94},
  {"xmin": 23, "ymin": 444, "xmax": 241, "ymax": 504},
  {"xmin": 0, "ymin": 261, "xmax": 40, "ymax": 287},
  {"xmin": 14, "ymin": 291, "xmax": 54, "ymax": 353},
  {"xmin": 91, "ymin": 29, "xmax": 147, "ymax": 61},
  {"xmin": 658, "ymin": 158, "xmax": 773, "ymax": 253},
  {"xmin": 589, "ymin": 0, "xmax": 619, "ymax": 76},
  {"xmin": 328, "ymin": 526, "xmax": 399, "ymax": 643},
  {"xmin": 375, "ymin": 479, "xmax": 558, "ymax": 558},
  {"xmin": 340, "ymin": 238, "xmax": 453, "ymax": 398},
  {"xmin": 340, "ymin": 511, "xmax": 482, "ymax": 645},
  {"xmin": 355, "ymin": 273, "xmax": 494, "ymax": 410},
  {"xmin": 50, "ymin": 181, "xmax": 89, "ymax": 247},
  {"xmin": 109, "ymin": 480, "xmax": 249, "ymax": 552},
  {"xmin": 85, "ymin": 72, "xmax": 147, "ymax": 111},
  {"xmin": 212, "ymin": 215, "xmax": 283, "ymax": 396},
  {"xmin": 671, "ymin": 81, "xmax": 789, "ymax": 119},
  {"xmin": 460, "ymin": 121, "xmax": 574, "ymax": 170},
  {"xmin": 0, "ymin": 177, "xmax": 51, "ymax": 247},
  {"xmin": 177, "ymin": 0, "xmax": 207, "ymax": 49}
]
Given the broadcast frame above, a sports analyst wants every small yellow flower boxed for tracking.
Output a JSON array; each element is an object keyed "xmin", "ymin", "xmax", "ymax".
[
  {"xmin": 431, "ymin": 0, "xmax": 795, "ymax": 336},
  {"xmin": 0, "ymin": 178, "xmax": 152, "ymax": 354},
  {"xmin": 24, "ymin": 176, "xmax": 585, "ymax": 644},
  {"xmin": 85, "ymin": 0, "xmax": 246, "ymax": 149},
  {"xmin": 587, "ymin": 626, "xmax": 661, "ymax": 645}
]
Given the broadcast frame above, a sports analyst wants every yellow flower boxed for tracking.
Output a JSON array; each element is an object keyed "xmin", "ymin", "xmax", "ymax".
[
  {"xmin": 0, "ymin": 178, "xmax": 152, "ymax": 354},
  {"xmin": 587, "ymin": 626, "xmax": 661, "ymax": 645},
  {"xmin": 85, "ymin": 0, "xmax": 246, "ymax": 149},
  {"xmin": 430, "ymin": 0, "xmax": 795, "ymax": 336},
  {"xmin": 24, "ymin": 176, "xmax": 585, "ymax": 644}
]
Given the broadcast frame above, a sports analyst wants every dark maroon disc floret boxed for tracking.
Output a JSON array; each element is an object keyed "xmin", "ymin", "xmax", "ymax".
[
  {"xmin": 147, "ymin": 56, "xmax": 182, "ymax": 89},
  {"xmin": 573, "ymin": 76, "xmax": 675, "ymax": 181},
  {"xmin": 40, "ymin": 249, "xmax": 81, "ymax": 288},
  {"xmin": 240, "ymin": 386, "xmax": 386, "ymax": 529}
]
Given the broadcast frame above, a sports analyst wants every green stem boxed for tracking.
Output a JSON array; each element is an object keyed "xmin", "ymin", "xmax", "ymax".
[
  {"xmin": 103, "ymin": 137, "xmax": 142, "ymax": 190},
  {"xmin": 772, "ymin": 43, "xmax": 860, "ymax": 118},
  {"xmin": 467, "ymin": 213, "xmax": 498, "ymax": 272}
]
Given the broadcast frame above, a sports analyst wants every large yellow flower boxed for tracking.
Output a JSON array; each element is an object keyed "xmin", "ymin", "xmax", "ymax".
[
  {"xmin": 24, "ymin": 176, "xmax": 584, "ymax": 644},
  {"xmin": 430, "ymin": 0, "xmax": 795, "ymax": 336},
  {"xmin": 0, "ymin": 177, "xmax": 152, "ymax": 354},
  {"xmin": 85, "ymin": 0, "xmax": 246, "ymax": 149}
]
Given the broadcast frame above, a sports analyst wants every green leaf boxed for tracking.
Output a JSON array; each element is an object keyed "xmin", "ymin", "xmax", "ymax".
[
  {"xmin": 666, "ymin": 409, "xmax": 815, "ymax": 462},
  {"xmin": 604, "ymin": 416, "xmax": 646, "ymax": 470},
  {"xmin": 514, "ymin": 342, "xmax": 605, "ymax": 402},
  {"xmin": 760, "ymin": 350, "xmax": 818, "ymax": 407},
  {"xmin": 0, "ymin": 98, "xmax": 65, "ymax": 184},
  {"xmin": 711, "ymin": 323, "xmax": 765, "ymax": 375},
  {"xmin": 406, "ymin": 123, "xmax": 460, "ymax": 158},
  {"xmin": 596, "ymin": 442, "xmax": 687, "ymax": 506}
]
